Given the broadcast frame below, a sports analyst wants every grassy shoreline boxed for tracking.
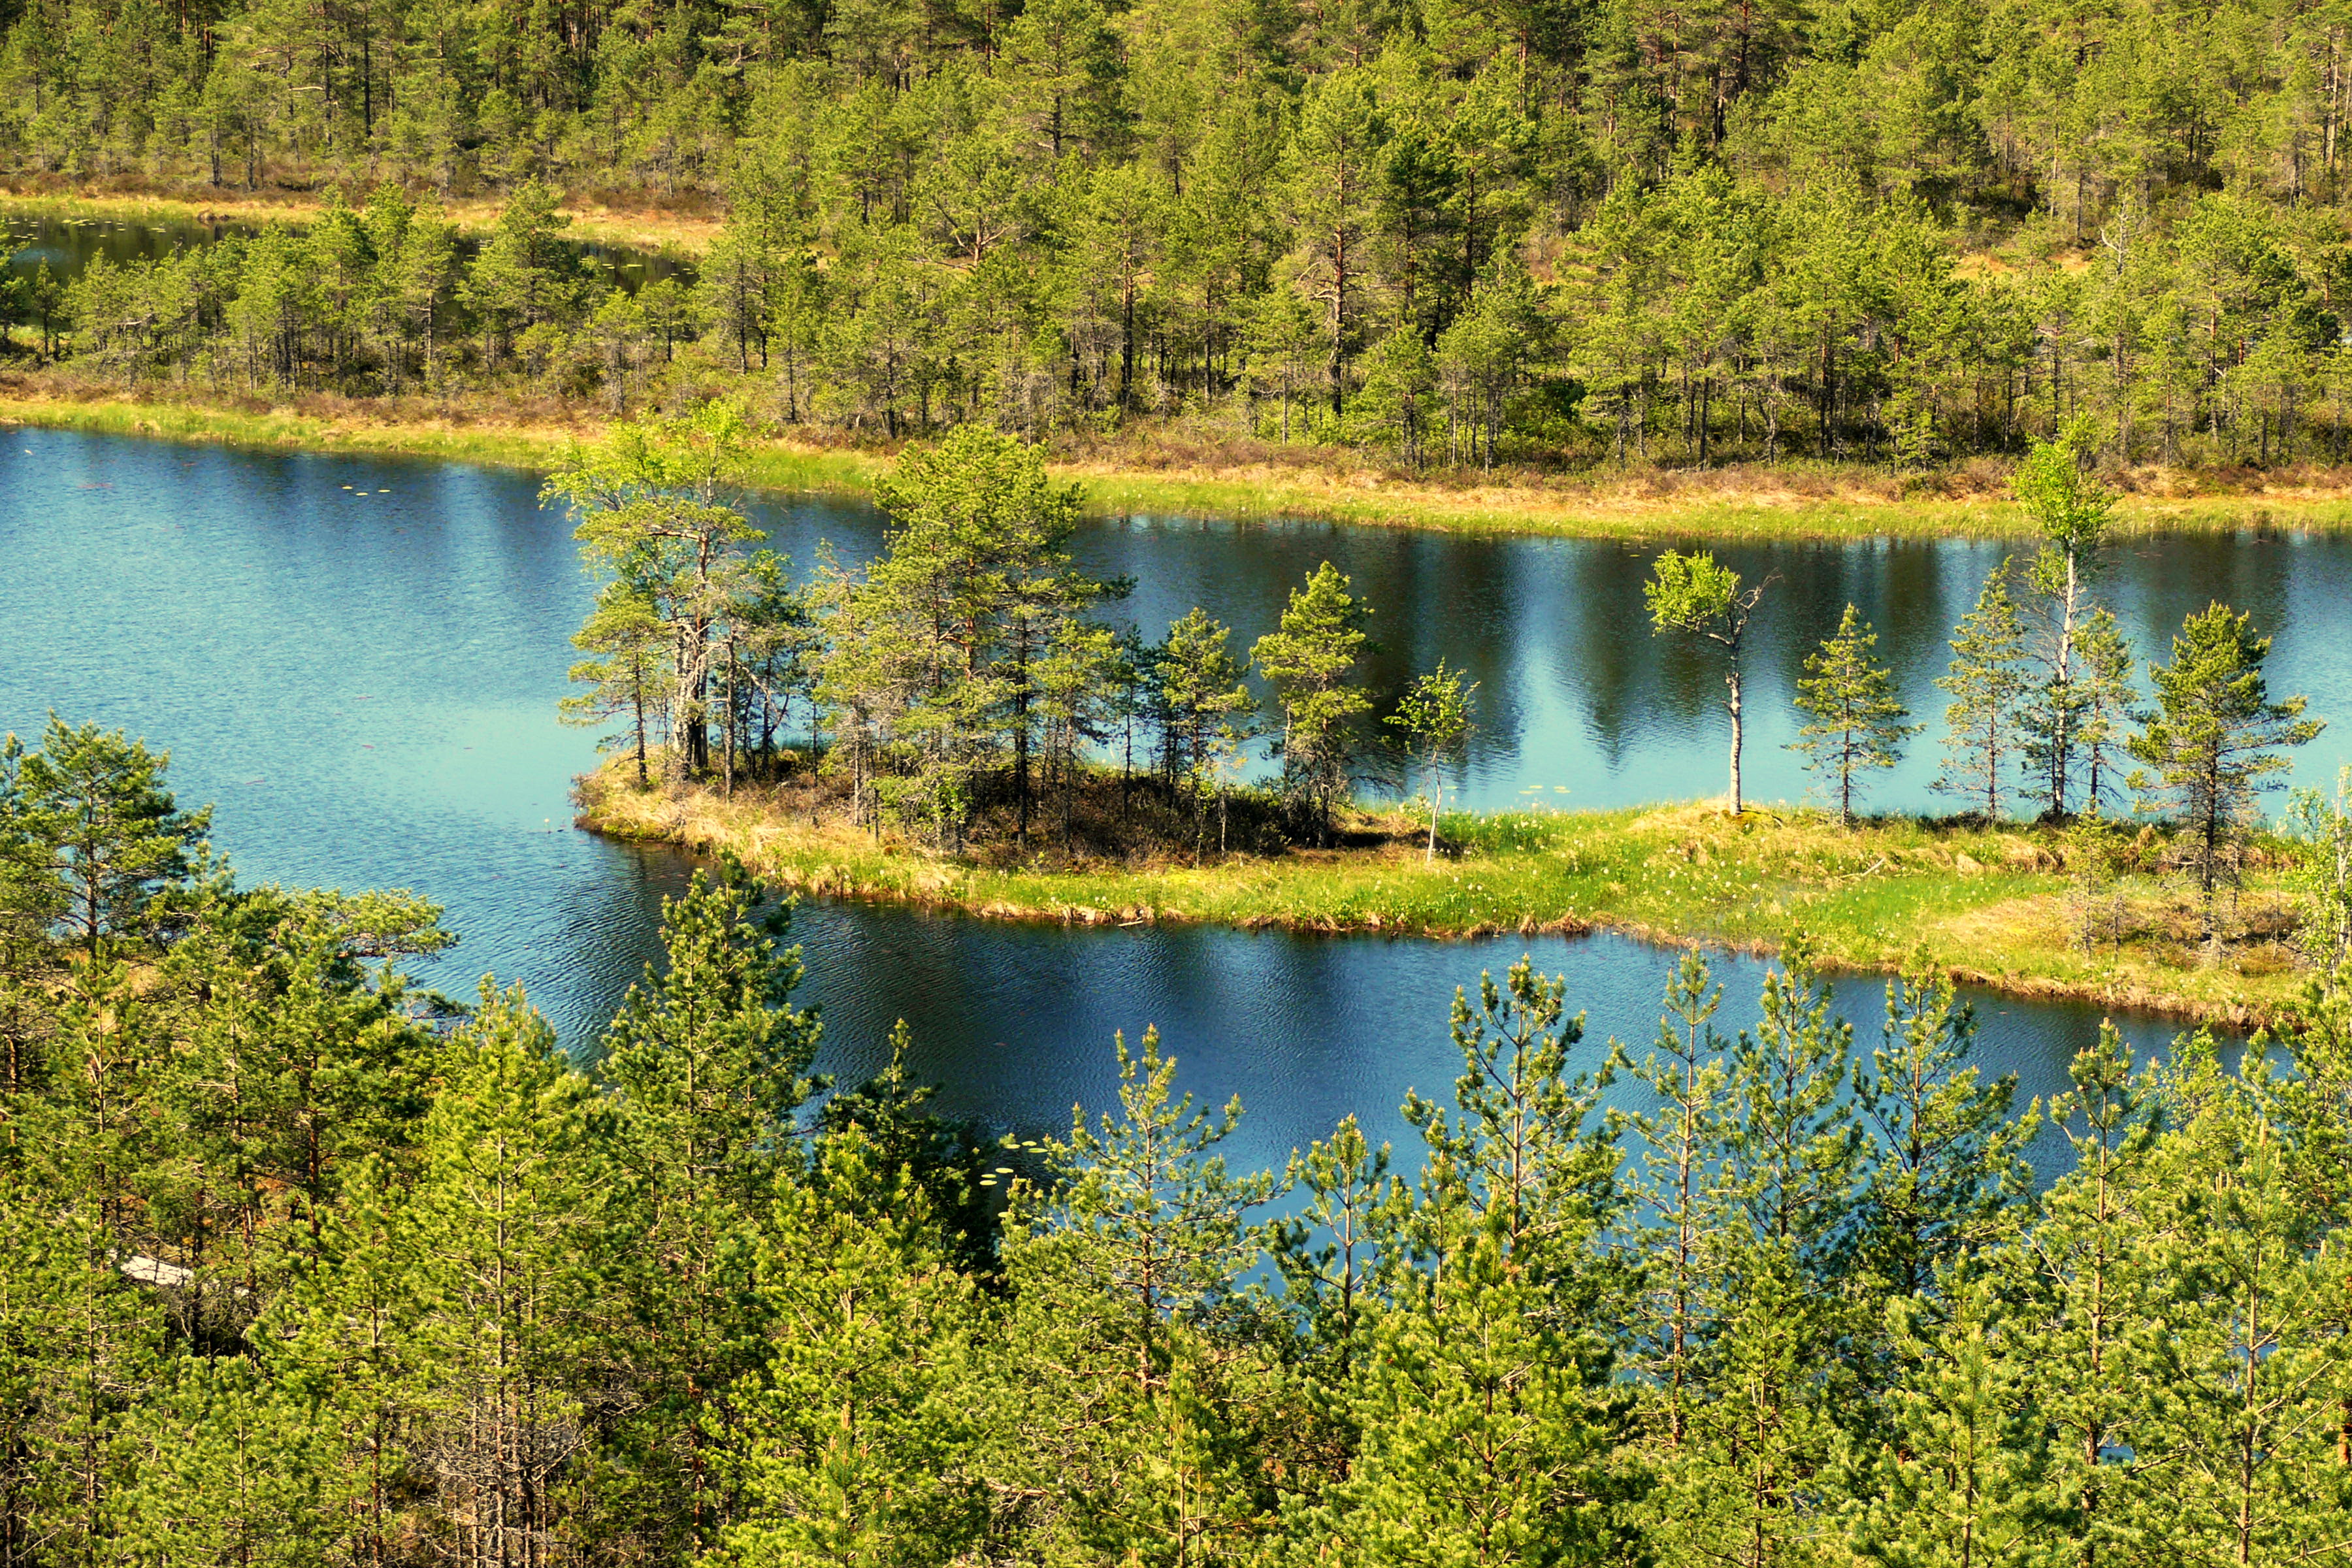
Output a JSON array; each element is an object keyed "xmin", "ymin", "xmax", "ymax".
[
  {"xmin": 12, "ymin": 382, "xmax": 2352, "ymax": 540},
  {"xmin": 0, "ymin": 186, "xmax": 720, "ymax": 253},
  {"xmin": 577, "ymin": 771, "xmax": 2313, "ymax": 1030}
]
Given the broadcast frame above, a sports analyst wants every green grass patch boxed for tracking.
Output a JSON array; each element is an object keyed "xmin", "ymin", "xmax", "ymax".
[{"xmin": 581, "ymin": 774, "xmax": 2313, "ymax": 1028}]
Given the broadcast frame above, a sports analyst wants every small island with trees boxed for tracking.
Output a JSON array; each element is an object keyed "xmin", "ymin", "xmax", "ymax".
[{"xmin": 565, "ymin": 406, "xmax": 2345, "ymax": 1028}]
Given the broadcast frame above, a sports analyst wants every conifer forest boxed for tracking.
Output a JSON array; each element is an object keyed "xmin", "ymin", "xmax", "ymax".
[
  {"xmin": 17, "ymin": 0, "xmax": 2352, "ymax": 1560},
  {"xmin": 8, "ymin": 397, "xmax": 2352, "ymax": 1564},
  {"xmin": 8, "ymin": 0, "xmax": 2352, "ymax": 463}
]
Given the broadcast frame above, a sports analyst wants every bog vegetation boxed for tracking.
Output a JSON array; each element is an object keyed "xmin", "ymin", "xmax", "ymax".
[
  {"xmin": 564, "ymin": 408, "xmax": 2340, "ymax": 981},
  {"xmin": 9, "ymin": 0, "xmax": 2352, "ymax": 472},
  {"xmin": 12, "ymin": 712, "xmax": 2352, "ymax": 1564}
]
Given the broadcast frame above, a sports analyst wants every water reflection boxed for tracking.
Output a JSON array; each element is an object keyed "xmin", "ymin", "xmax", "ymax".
[{"xmin": 0, "ymin": 429, "xmax": 2319, "ymax": 1156}]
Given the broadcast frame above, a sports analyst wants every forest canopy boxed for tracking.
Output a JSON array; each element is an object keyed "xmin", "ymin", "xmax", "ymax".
[
  {"xmin": 7, "ymin": 0, "xmax": 2352, "ymax": 467},
  {"xmin": 12, "ymin": 717, "xmax": 2352, "ymax": 1564}
]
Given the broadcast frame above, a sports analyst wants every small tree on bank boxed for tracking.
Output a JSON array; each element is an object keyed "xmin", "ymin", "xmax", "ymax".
[
  {"xmin": 1252, "ymin": 563, "xmax": 1373, "ymax": 846},
  {"xmin": 1935, "ymin": 564, "xmax": 2029, "ymax": 821},
  {"xmin": 561, "ymin": 582, "xmax": 670, "ymax": 787},
  {"xmin": 1646, "ymin": 549, "xmax": 1767, "ymax": 816},
  {"xmin": 2071, "ymin": 607, "xmax": 2138, "ymax": 814},
  {"xmin": 2127, "ymin": 602, "xmax": 2323, "ymax": 949},
  {"xmin": 1790, "ymin": 604, "xmax": 1918, "ymax": 826},
  {"xmin": 2016, "ymin": 421, "xmax": 2115, "ymax": 817},
  {"xmin": 1386, "ymin": 661, "xmax": 1478, "ymax": 862}
]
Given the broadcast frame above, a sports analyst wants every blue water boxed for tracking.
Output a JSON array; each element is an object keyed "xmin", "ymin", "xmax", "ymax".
[{"xmin": 1, "ymin": 427, "xmax": 2293, "ymax": 1173}]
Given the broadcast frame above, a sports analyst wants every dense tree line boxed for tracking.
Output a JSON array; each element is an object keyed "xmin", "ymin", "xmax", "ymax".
[
  {"xmin": 13, "ymin": 713, "xmax": 2352, "ymax": 1564},
  {"xmin": 14, "ymin": 0, "xmax": 2352, "ymax": 465}
]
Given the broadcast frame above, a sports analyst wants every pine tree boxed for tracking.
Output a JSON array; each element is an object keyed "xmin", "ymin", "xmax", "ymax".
[
  {"xmin": 4, "ymin": 716, "xmax": 212, "ymax": 959},
  {"xmin": 1403, "ymin": 958, "xmax": 1621, "ymax": 1289},
  {"xmin": 1846, "ymin": 1277, "xmax": 2048, "ymax": 1568},
  {"xmin": 990, "ymin": 1028, "xmax": 1281, "ymax": 1564},
  {"xmin": 1850, "ymin": 956, "xmax": 2034, "ymax": 1306},
  {"xmin": 1309, "ymin": 960, "xmax": 1629, "ymax": 1567},
  {"xmin": 1268, "ymin": 1115, "xmax": 1401, "ymax": 1380},
  {"xmin": 719, "ymin": 1130, "xmax": 985, "ymax": 1567},
  {"xmin": 1616, "ymin": 951, "xmax": 1738, "ymax": 1450},
  {"xmin": 1790, "ymin": 604, "xmax": 1918, "ymax": 826},
  {"xmin": 261, "ymin": 1152, "xmax": 428, "ymax": 1568},
  {"xmin": 2008, "ymin": 1024, "xmax": 2164, "ymax": 1568},
  {"xmin": 2127, "ymin": 602, "xmax": 2323, "ymax": 949},
  {"xmin": 544, "ymin": 400, "xmax": 772, "ymax": 781},
  {"xmin": 1934, "ymin": 566, "xmax": 2029, "ymax": 822},
  {"xmin": 404, "ymin": 984, "xmax": 605, "ymax": 1568},
  {"xmin": 154, "ymin": 885, "xmax": 451, "ymax": 1297},
  {"xmin": 459, "ymin": 178, "xmax": 578, "ymax": 370},
  {"xmin": 1642, "ymin": 1239, "xmax": 1850, "ymax": 1568},
  {"xmin": 2284, "ymin": 766, "xmax": 2352, "ymax": 977},
  {"xmin": 0, "ymin": 1156, "xmax": 165, "ymax": 1568},
  {"xmin": 596, "ymin": 866, "xmax": 821, "ymax": 1556},
  {"xmin": 113, "ymin": 1354, "xmax": 343, "ymax": 1567},
  {"xmin": 1251, "ymin": 563, "xmax": 1374, "ymax": 845},
  {"xmin": 1313, "ymin": 1227, "xmax": 1623, "ymax": 1568},
  {"xmin": 1724, "ymin": 947, "xmax": 1861, "ymax": 1279},
  {"xmin": 2125, "ymin": 1042, "xmax": 2350, "ymax": 1561}
]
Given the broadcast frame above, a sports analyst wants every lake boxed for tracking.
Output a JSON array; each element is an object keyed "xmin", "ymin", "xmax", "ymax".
[{"xmin": 2, "ymin": 427, "xmax": 2318, "ymax": 1173}]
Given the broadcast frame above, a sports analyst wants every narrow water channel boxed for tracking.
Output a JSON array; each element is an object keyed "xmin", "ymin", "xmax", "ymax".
[{"xmin": 2, "ymin": 428, "xmax": 2319, "ymax": 1171}]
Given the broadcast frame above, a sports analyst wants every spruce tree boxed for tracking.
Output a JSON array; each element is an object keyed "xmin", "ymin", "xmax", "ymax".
[
  {"xmin": 1790, "ymin": 604, "xmax": 1918, "ymax": 826},
  {"xmin": 1153, "ymin": 607, "xmax": 1257, "ymax": 842},
  {"xmin": 2070, "ymin": 608, "xmax": 2138, "ymax": 815},
  {"xmin": 561, "ymin": 581, "xmax": 670, "ymax": 788}
]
